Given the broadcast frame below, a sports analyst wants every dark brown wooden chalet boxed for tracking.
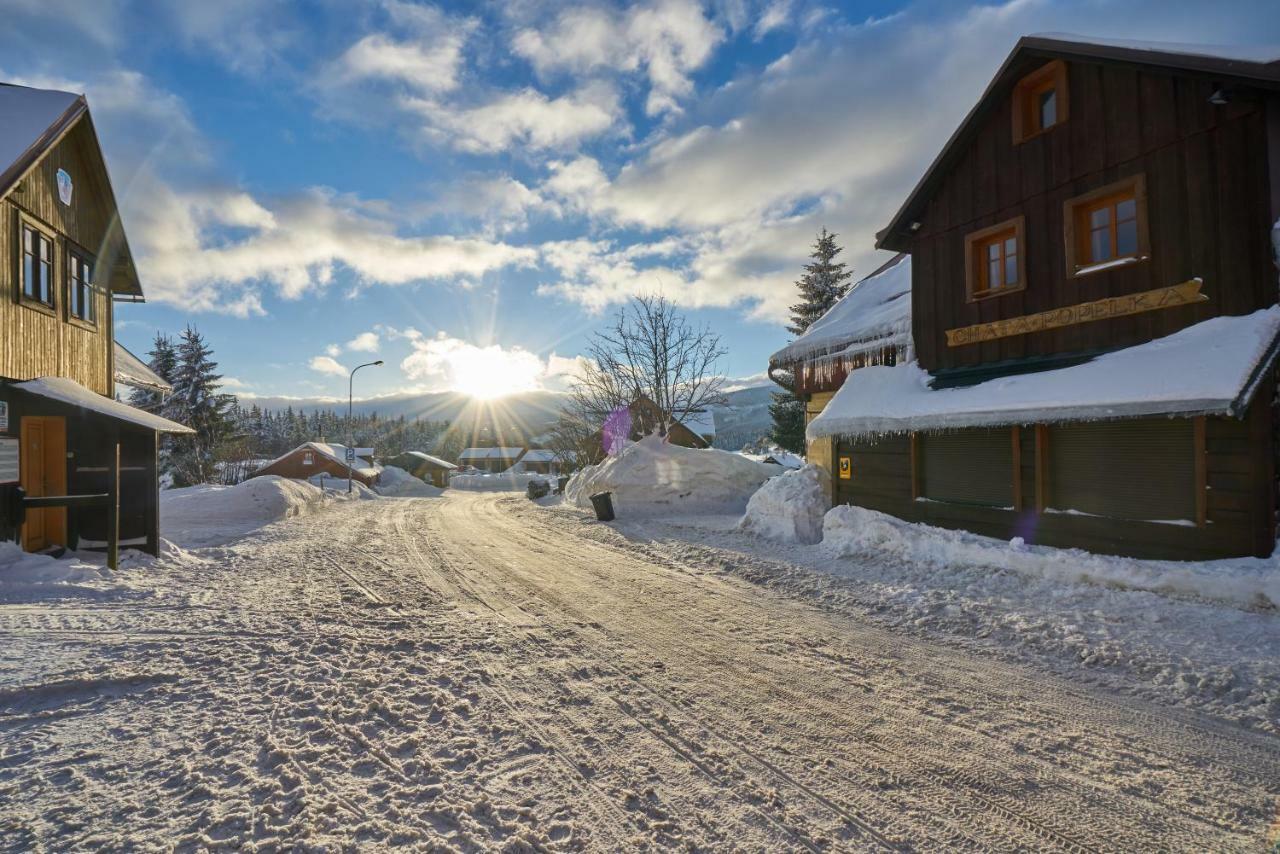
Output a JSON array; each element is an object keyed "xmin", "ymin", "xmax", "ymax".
[
  {"xmin": 0, "ymin": 83, "xmax": 192, "ymax": 560},
  {"xmin": 385, "ymin": 450, "xmax": 456, "ymax": 487},
  {"xmin": 803, "ymin": 36, "xmax": 1280, "ymax": 560}
]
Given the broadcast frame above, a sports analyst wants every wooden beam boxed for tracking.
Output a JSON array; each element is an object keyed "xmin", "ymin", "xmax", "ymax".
[
  {"xmin": 1011, "ymin": 427, "xmax": 1023, "ymax": 512},
  {"xmin": 107, "ymin": 441, "xmax": 119, "ymax": 571},
  {"xmin": 909, "ymin": 432, "xmax": 920, "ymax": 500},
  {"xmin": 1193, "ymin": 416, "xmax": 1207, "ymax": 528},
  {"xmin": 1034, "ymin": 425, "xmax": 1049, "ymax": 513}
]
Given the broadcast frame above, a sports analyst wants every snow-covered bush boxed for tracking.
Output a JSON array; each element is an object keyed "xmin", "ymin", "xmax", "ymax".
[
  {"xmin": 738, "ymin": 464, "xmax": 826, "ymax": 544},
  {"xmin": 565, "ymin": 434, "xmax": 780, "ymax": 515},
  {"xmin": 376, "ymin": 466, "xmax": 444, "ymax": 497},
  {"xmin": 822, "ymin": 504, "xmax": 1280, "ymax": 609}
]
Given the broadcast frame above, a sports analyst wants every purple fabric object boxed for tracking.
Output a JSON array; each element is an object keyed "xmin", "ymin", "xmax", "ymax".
[{"xmin": 602, "ymin": 406, "xmax": 632, "ymax": 456}]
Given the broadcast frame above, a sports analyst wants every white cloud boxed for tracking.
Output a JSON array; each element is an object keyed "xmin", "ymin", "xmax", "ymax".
[
  {"xmin": 400, "ymin": 333, "xmax": 549, "ymax": 398},
  {"xmin": 346, "ymin": 331, "xmax": 380, "ymax": 352},
  {"xmin": 430, "ymin": 174, "xmax": 552, "ymax": 232},
  {"xmin": 512, "ymin": 0, "xmax": 723, "ymax": 115},
  {"xmin": 309, "ymin": 355, "xmax": 348, "ymax": 376},
  {"xmin": 753, "ymin": 0, "xmax": 791, "ymax": 39},
  {"xmin": 405, "ymin": 81, "xmax": 623, "ymax": 154}
]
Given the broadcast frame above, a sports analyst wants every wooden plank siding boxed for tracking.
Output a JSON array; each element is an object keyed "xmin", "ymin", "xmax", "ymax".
[
  {"xmin": 0, "ymin": 117, "xmax": 115, "ymax": 395},
  {"xmin": 909, "ymin": 64, "xmax": 1275, "ymax": 373},
  {"xmin": 834, "ymin": 403, "xmax": 1275, "ymax": 560}
]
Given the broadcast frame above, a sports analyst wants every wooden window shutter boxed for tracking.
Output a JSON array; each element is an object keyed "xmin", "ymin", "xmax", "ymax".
[{"xmin": 919, "ymin": 428, "xmax": 1015, "ymax": 508}]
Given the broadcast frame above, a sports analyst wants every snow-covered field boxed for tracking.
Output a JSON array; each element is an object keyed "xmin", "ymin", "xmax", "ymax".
[{"xmin": 1, "ymin": 486, "xmax": 1277, "ymax": 850}]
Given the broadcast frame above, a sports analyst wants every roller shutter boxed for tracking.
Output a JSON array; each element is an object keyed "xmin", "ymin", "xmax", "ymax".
[
  {"xmin": 1047, "ymin": 419, "xmax": 1194, "ymax": 522},
  {"xmin": 919, "ymin": 428, "xmax": 1013, "ymax": 507}
]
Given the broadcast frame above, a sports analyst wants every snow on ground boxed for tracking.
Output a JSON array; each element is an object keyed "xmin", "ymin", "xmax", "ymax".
[
  {"xmin": 375, "ymin": 466, "xmax": 444, "ymax": 498},
  {"xmin": 448, "ymin": 470, "xmax": 550, "ymax": 492},
  {"xmin": 565, "ymin": 434, "xmax": 780, "ymax": 515},
  {"xmin": 161, "ymin": 475, "xmax": 375, "ymax": 548},
  {"xmin": 738, "ymin": 464, "xmax": 826, "ymax": 544},
  {"xmin": 539, "ymin": 499, "xmax": 1280, "ymax": 734}
]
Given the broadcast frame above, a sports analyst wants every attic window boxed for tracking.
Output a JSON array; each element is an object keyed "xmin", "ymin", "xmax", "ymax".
[
  {"xmin": 1012, "ymin": 60, "xmax": 1068, "ymax": 143},
  {"xmin": 303, "ymin": 452, "xmax": 314, "ymax": 466},
  {"xmin": 965, "ymin": 216, "xmax": 1025, "ymax": 301},
  {"xmin": 1064, "ymin": 175, "xmax": 1149, "ymax": 277},
  {"xmin": 20, "ymin": 221, "xmax": 55, "ymax": 308},
  {"xmin": 67, "ymin": 248, "xmax": 95, "ymax": 324}
]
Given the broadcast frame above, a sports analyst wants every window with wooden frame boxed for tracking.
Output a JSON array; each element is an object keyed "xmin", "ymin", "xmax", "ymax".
[
  {"xmin": 964, "ymin": 216, "xmax": 1025, "ymax": 301},
  {"xmin": 1012, "ymin": 60, "xmax": 1068, "ymax": 143},
  {"xmin": 18, "ymin": 217, "xmax": 56, "ymax": 310},
  {"xmin": 303, "ymin": 452, "xmax": 314, "ymax": 466},
  {"xmin": 66, "ymin": 246, "xmax": 95, "ymax": 326},
  {"xmin": 1064, "ymin": 175, "xmax": 1149, "ymax": 277}
]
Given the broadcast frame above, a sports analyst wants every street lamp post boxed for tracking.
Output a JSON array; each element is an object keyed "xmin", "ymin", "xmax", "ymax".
[{"xmin": 348, "ymin": 360, "xmax": 384, "ymax": 493}]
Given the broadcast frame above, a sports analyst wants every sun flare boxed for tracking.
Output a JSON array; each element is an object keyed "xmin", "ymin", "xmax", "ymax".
[{"xmin": 447, "ymin": 344, "xmax": 544, "ymax": 400}]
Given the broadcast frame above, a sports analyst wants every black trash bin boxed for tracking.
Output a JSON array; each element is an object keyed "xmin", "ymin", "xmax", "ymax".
[
  {"xmin": 556, "ymin": 476, "xmax": 570, "ymax": 494},
  {"xmin": 589, "ymin": 491, "xmax": 615, "ymax": 522}
]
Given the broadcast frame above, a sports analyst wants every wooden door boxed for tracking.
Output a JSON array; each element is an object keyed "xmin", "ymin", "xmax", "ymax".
[{"xmin": 20, "ymin": 416, "xmax": 67, "ymax": 551}]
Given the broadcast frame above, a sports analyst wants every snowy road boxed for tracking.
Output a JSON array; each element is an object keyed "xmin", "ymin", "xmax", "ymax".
[{"xmin": 3, "ymin": 492, "xmax": 1279, "ymax": 850}]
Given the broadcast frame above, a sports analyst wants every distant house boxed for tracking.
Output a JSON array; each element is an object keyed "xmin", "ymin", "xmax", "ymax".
[
  {"xmin": 385, "ymin": 451, "xmax": 456, "ymax": 488},
  {"xmin": 0, "ymin": 82, "xmax": 194, "ymax": 558},
  {"xmin": 518, "ymin": 449, "xmax": 572, "ymax": 475},
  {"xmin": 254, "ymin": 442, "xmax": 380, "ymax": 487},
  {"xmin": 606, "ymin": 395, "xmax": 716, "ymax": 450},
  {"xmin": 457, "ymin": 446, "xmax": 524, "ymax": 473}
]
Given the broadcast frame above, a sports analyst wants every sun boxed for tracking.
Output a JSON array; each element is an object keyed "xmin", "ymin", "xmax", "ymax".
[{"xmin": 448, "ymin": 344, "xmax": 544, "ymax": 400}]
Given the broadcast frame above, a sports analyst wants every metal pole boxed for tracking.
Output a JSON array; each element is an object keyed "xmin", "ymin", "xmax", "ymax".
[{"xmin": 347, "ymin": 360, "xmax": 384, "ymax": 494}]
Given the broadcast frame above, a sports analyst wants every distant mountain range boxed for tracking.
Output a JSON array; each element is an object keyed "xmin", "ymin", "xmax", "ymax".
[{"xmin": 237, "ymin": 380, "xmax": 779, "ymax": 451}]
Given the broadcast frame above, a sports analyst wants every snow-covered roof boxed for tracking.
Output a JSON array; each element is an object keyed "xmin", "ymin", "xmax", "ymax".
[
  {"xmin": 0, "ymin": 83, "xmax": 82, "ymax": 198},
  {"xmin": 257, "ymin": 442, "xmax": 379, "ymax": 478},
  {"xmin": 808, "ymin": 308, "xmax": 1280, "ymax": 440},
  {"xmin": 763, "ymin": 450, "xmax": 804, "ymax": 469},
  {"xmin": 11, "ymin": 376, "xmax": 194, "ymax": 434},
  {"xmin": 458, "ymin": 447, "xmax": 524, "ymax": 460},
  {"xmin": 676, "ymin": 409, "xmax": 715, "ymax": 438},
  {"xmin": 1030, "ymin": 33, "xmax": 1280, "ymax": 65},
  {"xmin": 113, "ymin": 341, "xmax": 171, "ymax": 395},
  {"xmin": 520, "ymin": 449, "xmax": 558, "ymax": 462},
  {"xmin": 394, "ymin": 451, "xmax": 456, "ymax": 469},
  {"xmin": 770, "ymin": 254, "xmax": 911, "ymax": 366}
]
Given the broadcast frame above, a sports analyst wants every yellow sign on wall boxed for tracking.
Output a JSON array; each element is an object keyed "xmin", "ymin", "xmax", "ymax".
[
  {"xmin": 838, "ymin": 456, "xmax": 852, "ymax": 480},
  {"xmin": 945, "ymin": 279, "xmax": 1208, "ymax": 347}
]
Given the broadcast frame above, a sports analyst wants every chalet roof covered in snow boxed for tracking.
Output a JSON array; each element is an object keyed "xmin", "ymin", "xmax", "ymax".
[
  {"xmin": 393, "ymin": 451, "xmax": 456, "ymax": 469},
  {"xmin": 11, "ymin": 376, "xmax": 194, "ymax": 434},
  {"xmin": 676, "ymin": 409, "xmax": 716, "ymax": 439},
  {"xmin": 807, "ymin": 308, "xmax": 1280, "ymax": 440},
  {"xmin": 257, "ymin": 442, "xmax": 379, "ymax": 478},
  {"xmin": 113, "ymin": 341, "xmax": 172, "ymax": 395},
  {"xmin": 878, "ymin": 34, "xmax": 1280, "ymax": 251},
  {"xmin": 770, "ymin": 253, "xmax": 911, "ymax": 367},
  {"xmin": 0, "ymin": 83, "xmax": 83, "ymax": 199},
  {"xmin": 519, "ymin": 449, "xmax": 560, "ymax": 463},
  {"xmin": 458, "ymin": 447, "xmax": 524, "ymax": 460}
]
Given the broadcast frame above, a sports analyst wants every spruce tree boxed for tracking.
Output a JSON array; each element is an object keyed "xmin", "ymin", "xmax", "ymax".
[
  {"xmin": 771, "ymin": 228, "xmax": 855, "ymax": 454},
  {"xmin": 129, "ymin": 333, "xmax": 177, "ymax": 413},
  {"xmin": 786, "ymin": 228, "xmax": 854, "ymax": 336},
  {"xmin": 164, "ymin": 326, "xmax": 233, "ymax": 486}
]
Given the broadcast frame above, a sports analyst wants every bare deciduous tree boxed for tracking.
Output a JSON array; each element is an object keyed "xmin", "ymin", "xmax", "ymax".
[{"xmin": 571, "ymin": 295, "xmax": 728, "ymax": 441}]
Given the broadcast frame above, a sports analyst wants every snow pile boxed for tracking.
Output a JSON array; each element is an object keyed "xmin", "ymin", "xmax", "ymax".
[
  {"xmin": 162, "ymin": 475, "xmax": 370, "ymax": 548},
  {"xmin": 738, "ymin": 465, "xmax": 827, "ymax": 544},
  {"xmin": 449, "ymin": 470, "xmax": 549, "ymax": 492},
  {"xmin": 375, "ymin": 466, "xmax": 443, "ymax": 498},
  {"xmin": 0, "ymin": 542, "xmax": 140, "ymax": 602},
  {"xmin": 808, "ymin": 307, "xmax": 1280, "ymax": 439},
  {"xmin": 822, "ymin": 504, "xmax": 1280, "ymax": 609},
  {"xmin": 565, "ymin": 434, "xmax": 781, "ymax": 515}
]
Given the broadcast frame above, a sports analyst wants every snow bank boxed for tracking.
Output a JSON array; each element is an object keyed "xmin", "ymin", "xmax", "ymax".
[
  {"xmin": 566, "ymin": 434, "xmax": 780, "ymax": 515},
  {"xmin": 823, "ymin": 504, "xmax": 1280, "ymax": 609},
  {"xmin": 375, "ymin": 466, "xmax": 444, "ymax": 498},
  {"xmin": 0, "ymin": 542, "xmax": 144, "ymax": 602},
  {"xmin": 808, "ymin": 307, "xmax": 1280, "ymax": 439},
  {"xmin": 449, "ymin": 470, "xmax": 549, "ymax": 492},
  {"xmin": 738, "ymin": 465, "xmax": 826, "ymax": 544},
  {"xmin": 162, "ymin": 475, "xmax": 371, "ymax": 548}
]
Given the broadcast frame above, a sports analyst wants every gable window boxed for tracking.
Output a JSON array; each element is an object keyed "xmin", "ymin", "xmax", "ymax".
[
  {"xmin": 303, "ymin": 452, "xmax": 314, "ymax": 466},
  {"xmin": 1012, "ymin": 60, "xmax": 1068, "ymax": 143},
  {"xmin": 20, "ymin": 221, "xmax": 55, "ymax": 308},
  {"xmin": 964, "ymin": 216, "xmax": 1025, "ymax": 301},
  {"xmin": 67, "ymin": 248, "xmax": 95, "ymax": 325},
  {"xmin": 1064, "ymin": 175, "xmax": 1149, "ymax": 277}
]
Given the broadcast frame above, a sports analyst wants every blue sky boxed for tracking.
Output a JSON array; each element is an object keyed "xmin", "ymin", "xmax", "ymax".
[{"xmin": 3, "ymin": 0, "xmax": 1278, "ymax": 402}]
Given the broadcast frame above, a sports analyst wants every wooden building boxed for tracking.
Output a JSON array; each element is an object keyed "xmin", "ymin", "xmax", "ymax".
[
  {"xmin": 253, "ymin": 442, "xmax": 380, "ymax": 487},
  {"xmin": 457, "ymin": 447, "xmax": 525, "ymax": 473},
  {"xmin": 0, "ymin": 83, "xmax": 192, "ymax": 557},
  {"xmin": 603, "ymin": 395, "xmax": 717, "ymax": 451},
  {"xmin": 385, "ymin": 450, "xmax": 456, "ymax": 487},
  {"xmin": 781, "ymin": 36, "xmax": 1280, "ymax": 560},
  {"xmin": 517, "ymin": 449, "xmax": 573, "ymax": 475}
]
